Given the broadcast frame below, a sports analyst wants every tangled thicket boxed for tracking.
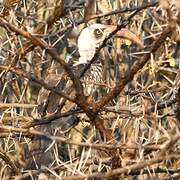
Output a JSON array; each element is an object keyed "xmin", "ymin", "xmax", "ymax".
[{"xmin": 0, "ymin": 0, "xmax": 180, "ymax": 179}]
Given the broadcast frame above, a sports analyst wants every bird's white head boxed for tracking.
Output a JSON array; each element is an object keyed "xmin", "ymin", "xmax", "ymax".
[{"xmin": 76, "ymin": 23, "xmax": 144, "ymax": 65}]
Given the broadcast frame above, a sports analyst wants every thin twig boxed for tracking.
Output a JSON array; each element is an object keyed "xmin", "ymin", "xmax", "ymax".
[
  {"xmin": 0, "ymin": 65, "xmax": 75, "ymax": 102},
  {"xmin": 0, "ymin": 148, "xmax": 18, "ymax": 174},
  {"xmin": 87, "ymin": 1, "xmax": 158, "ymax": 21},
  {"xmin": 0, "ymin": 103, "xmax": 37, "ymax": 108}
]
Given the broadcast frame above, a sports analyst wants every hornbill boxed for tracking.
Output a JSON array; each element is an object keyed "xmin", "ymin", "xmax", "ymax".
[
  {"xmin": 76, "ymin": 23, "xmax": 144, "ymax": 97},
  {"xmin": 25, "ymin": 23, "xmax": 144, "ymax": 170}
]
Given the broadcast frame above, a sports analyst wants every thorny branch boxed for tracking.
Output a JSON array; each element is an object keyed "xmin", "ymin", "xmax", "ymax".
[
  {"xmin": 16, "ymin": 167, "xmax": 180, "ymax": 180},
  {"xmin": 0, "ymin": 65, "xmax": 75, "ymax": 102},
  {"xmin": 52, "ymin": 1, "xmax": 158, "ymax": 40},
  {"xmin": 0, "ymin": 17, "xmax": 89, "ymax": 111},
  {"xmin": 0, "ymin": 125, "xmax": 179, "ymax": 152},
  {"xmin": 59, "ymin": 154, "xmax": 180, "ymax": 180},
  {"xmin": 0, "ymin": 2, "xmax": 154, "ymax": 147},
  {"xmin": 87, "ymin": 1, "xmax": 158, "ymax": 21},
  {"xmin": 0, "ymin": 0, "xmax": 66, "ymax": 81},
  {"xmin": 93, "ymin": 26, "xmax": 173, "ymax": 112},
  {"xmin": 0, "ymin": 1, "xmax": 179, "ymax": 179}
]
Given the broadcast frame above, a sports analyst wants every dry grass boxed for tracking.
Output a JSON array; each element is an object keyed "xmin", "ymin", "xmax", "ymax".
[{"xmin": 0, "ymin": 0, "xmax": 180, "ymax": 179}]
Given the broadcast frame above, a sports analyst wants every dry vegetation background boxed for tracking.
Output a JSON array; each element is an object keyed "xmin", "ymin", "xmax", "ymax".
[{"xmin": 0, "ymin": 0, "xmax": 180, "ymax": 179}]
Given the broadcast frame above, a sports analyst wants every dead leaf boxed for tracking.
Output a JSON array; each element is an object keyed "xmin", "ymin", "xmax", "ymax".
[
  {"xmin": 84, "ymin": 0, "xmax": 96, "ymax": 22},
  {"xmin": 4, "ymin": 0, "xmax": 20, "ymax": 8},
  {"xmin": 97, "ymin": 0, "xmax": 111, "ymax": 14},
  {"xmin": 175, "ymin": 0, "xmax": 180, "ymax": 10},
  {"xmin": 159, "ymin": 0, "xmax": 170, "ymax": 9}
]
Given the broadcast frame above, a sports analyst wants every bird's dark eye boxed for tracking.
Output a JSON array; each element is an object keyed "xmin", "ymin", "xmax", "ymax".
[{"xmin": 94, "ymin": 28, "xmax": 104, "ymax": 39}]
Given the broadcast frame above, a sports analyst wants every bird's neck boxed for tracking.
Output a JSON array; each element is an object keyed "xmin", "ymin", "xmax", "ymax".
[{"xmin": 74, "ymin": 56, "xmax": 102, "ymax": 66}]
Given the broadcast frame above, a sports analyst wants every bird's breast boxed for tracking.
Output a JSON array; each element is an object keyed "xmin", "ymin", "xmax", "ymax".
[{"xmin": 82, "ymin": 62, "xmax": 103, "ymax": 96}]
